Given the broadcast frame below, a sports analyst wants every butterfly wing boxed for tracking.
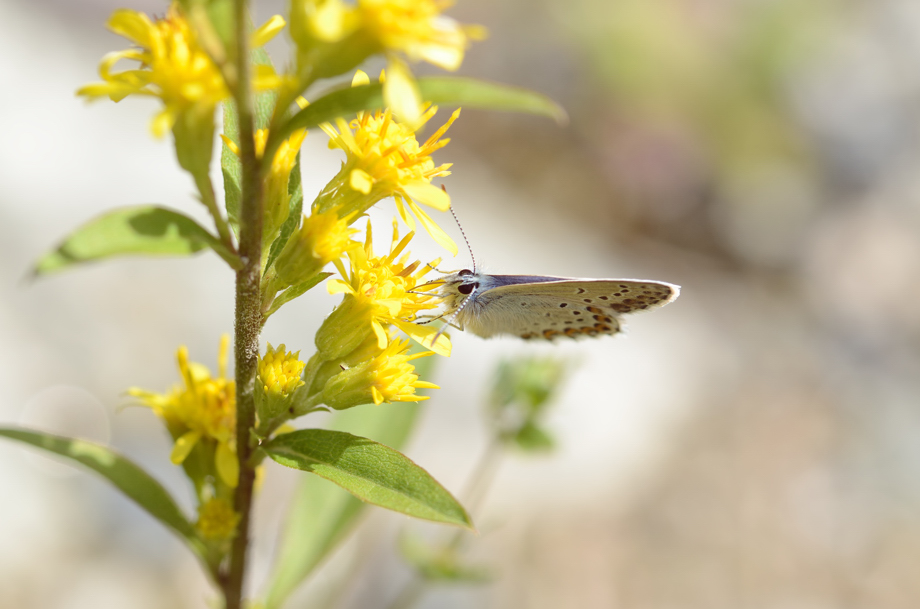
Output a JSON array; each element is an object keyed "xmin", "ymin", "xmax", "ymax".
[{"xmin": 456, "ymin": 277, "xmax": 679, "ymax": 339}]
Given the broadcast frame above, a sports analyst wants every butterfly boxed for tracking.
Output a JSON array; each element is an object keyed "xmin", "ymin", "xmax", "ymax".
[{"xmin": 422, "ymin": 269, "xmax": 680, "ymax": 340}]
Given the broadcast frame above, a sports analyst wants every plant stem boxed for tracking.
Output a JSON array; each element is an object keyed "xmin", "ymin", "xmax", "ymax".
[
  {"xmin": 224, "ymin": 0, "xmax": 262, "ymax": 606},
  {"xmin": 194, "ymin": 170, "xmax": 236, "ymax": 254}
]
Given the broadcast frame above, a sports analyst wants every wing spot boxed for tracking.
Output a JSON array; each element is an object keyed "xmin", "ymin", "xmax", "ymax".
[
  {"xmin": 564, "ymin": 321, "xmax": 573, "ymax": 325},
  {"xmin": 559, "ymin": 303, "xmax": 568, "ymax": 308},
  {"xmin": 543, "ymin": 329, "xmax": 559, "ymax": 339},
  {"xmin": 599, "ymin": 296, "xmax": 609, "ymax": 300},
  {"xmin": 572, "ymin": 310, "xmax": 582, "ymax": 315},
  {"xmin": 586, "ymin": 306, "xmax": 603, "ymax": 314},
  {"xmin": 576, "ymin": 288, "xmax": 586, "ymax": 294},
  {"xmin": 576, "ymin": 318, "xmax": 585, "ymax": 322},
  {"xmin": 583, "ymin": 298, "xmax": 593, "ymax": 303}
]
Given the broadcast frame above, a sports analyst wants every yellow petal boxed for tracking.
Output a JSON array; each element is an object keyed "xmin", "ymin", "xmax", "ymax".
[
  {"xmin": 220, "ymin": 134, "xmax": 241, "ymax": 156},
  {"xmin": 252, "ymin": 15, "xmax": 286, "ymax": 47},
  {"xmin": 171, "ymin": 430, "xmax": 202, "ymax": 465},
  {"xmin": 327, "ymin": 279, "xmax": 353, "ymax": 295},
  {"xmin": 384, "ymin": 58, "xmax": 422, "ymax": 127},
  {"xmin": 371, "ymin": 386, "xmax": 384, "ymax": 405},
  {"xmin": 405, "ymin": 199, "xmax": 458, "ymax": 255},
  {"xmin": 107, "ymin": 9, "xmax": 153, "ymax": 48},
  {"xmin": 313, "ymin": 0, "xmax": 350, "ymax": 41},
  {"xmin": 402, "ymin": 181, "xmax": 450, "ymax": 212},
  {"xmin": 372, "ymin": 320, "xmax": 389, "ymax": 349},
  {"xmin": 215, "ymin": 441, "xmax": 239, "ymax": 488},
  {"xmin": 150, "ymin": 108, "xmax": 176, "ymax": 139},
  {"xmin": 352, "ymin": 70, "xmax": 370, "ymax": 87},
  {"xmin": 350, "ymin": 168, "xmax": 374, "ymax": 194},
  {"xmin": 418, "ymin": 44, "xmax": 464, "ymax": 71},
  {"xmin": 392, "ymin": 319, "xmax": 451, "ymax": 357}
]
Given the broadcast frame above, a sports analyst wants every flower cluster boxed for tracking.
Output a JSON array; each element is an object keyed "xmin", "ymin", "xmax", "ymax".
[
  {"xmin": 77, "ymin": 4, "xmax": 283, "ymax": 138},
  {"xmin": 128, "ymin": 336, "xmax": 239, "ymax": 504}
]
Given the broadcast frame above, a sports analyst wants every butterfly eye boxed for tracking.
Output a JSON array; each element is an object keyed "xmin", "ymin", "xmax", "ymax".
[
  {"xmin": 458, "ymin": 283, "xmax": 477, "ymax": 295},
  {"xmin": 458, "ymin": 269, "xmax": 473, "ymax": 276}
]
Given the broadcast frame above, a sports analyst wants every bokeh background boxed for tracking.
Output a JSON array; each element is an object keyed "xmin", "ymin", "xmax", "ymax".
[{"xmin": 4, "ymin": 0, "xmax": 920, "ymax": 607}]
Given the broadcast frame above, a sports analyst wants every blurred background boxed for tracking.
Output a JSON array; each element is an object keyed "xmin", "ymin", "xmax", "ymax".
[{"xmin": 4, "ymin": 0, "xmax": 920, "ymax": 607}]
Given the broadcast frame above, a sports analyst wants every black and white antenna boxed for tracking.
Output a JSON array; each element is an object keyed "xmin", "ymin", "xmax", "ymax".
[{"xmin": 443, "ymin": 185, "xmax": 476, "ymax": 272}]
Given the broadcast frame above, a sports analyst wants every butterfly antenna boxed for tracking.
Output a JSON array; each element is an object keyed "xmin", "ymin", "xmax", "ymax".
[{"xmin": 443, "ymin": 185, "xmax": 476, "ymax": 272}]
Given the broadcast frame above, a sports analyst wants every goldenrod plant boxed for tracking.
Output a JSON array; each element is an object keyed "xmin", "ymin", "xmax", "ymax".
[{"xmin": 0, "ymin": 1, "xmax": 563, "ymax": 607}]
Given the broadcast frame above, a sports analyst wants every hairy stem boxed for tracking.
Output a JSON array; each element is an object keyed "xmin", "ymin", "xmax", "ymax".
[{"xmin": 224, "ymin": 0, "xmax": 263, "ymax": 606}]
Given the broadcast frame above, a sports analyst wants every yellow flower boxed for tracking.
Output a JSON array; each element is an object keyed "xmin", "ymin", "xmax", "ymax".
[
  {"xmin": 268, "ymin": 209, "xmax": 359, "ymax": 294},
  {"xmin": 319, "ymin": 72, "xmax": 460, "ymax": 254},
  {"xmin": 322, "ymin": 337, "xmax": 438, "ymax": 409},
  {"xmin": 127, "ymin": 335, "xmax": 239, "ymax": 488},
  {"xmin": 77, "ymin": 4, "xmax": 284, "ymax": 137},
  {"xmin": 359, "ymin": 0, "xmax": 486, "ymax": 71},
  {"xmin": 196, "ymin": 497, "xmax": 240, "ymax": 541},
  {"xmin": 259, "ymin": 344, "xmax": 306, "ymax": 397},
  {"xmin": 315, "ymin": 221, "xmax": 451, "ymax": 359}
]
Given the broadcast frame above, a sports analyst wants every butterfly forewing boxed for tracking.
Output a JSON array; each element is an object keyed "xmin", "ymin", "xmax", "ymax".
[{"xmin": 453, "ymin": 277, "xmax": 679, "ymax": 340}]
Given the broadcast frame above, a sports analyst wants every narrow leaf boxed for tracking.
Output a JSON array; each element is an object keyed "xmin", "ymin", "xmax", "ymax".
[
  {"xmin": 272, "ymin": 76, "xmax": 565, "ymax": 150},
  {"xmin": 0, "ymin": 427, "xmax": 199, "ymax": 546},
  {"xmin": 33, "ymin": 205, "xmax": 235, "ymax": 275},
  {"xmin": 264, "ymin": 429, "xmax": 471, "ymax": 529},
  {"xmin": 220, "ymin": 100, "xmax": 242, "ymax": 232},
  {"xmin": 263, "ymin": 357, "xmax": 433, "ymax": 609},
  {"xmin": 222, "ymin": 45, "xmax": 280, "ymax": 233},
  {"xmin": 264, "ymin": 271, "xmax": 331, "ymax": 318},
  {"xmin": 264, "ymin": 151, "xmax": 304, "ymax": 271}
]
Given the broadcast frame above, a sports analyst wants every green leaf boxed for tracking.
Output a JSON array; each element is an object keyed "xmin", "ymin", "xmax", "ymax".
[
  {"xmin": 221, "ymin": 45, "xmax": 280, "ymax": 234},
  {"xmin": 270, "ymin": 76, "xmax": 565, "ymax": 154},
  {"xmin": 33, "ymin": 205, "xmax": 236, "ymax": 275},
  {"xmin": 220, "ymin": 101, "xmax": 242, "ymax": 232},
  {"xmin": 263, "ymin": 358, "xmax": 432, "ymax": 609},
  {"xmin": 264, "ymin": 271, "xmax": 331, "ymax": 318},
  {"xmin": 417, "ymin": 77, "xmax": 567, "ymax": 123},
  {"xmin": 264, "ymin": 429, "xmax": 472, "ymax": 529},
  {"xmin": 253, "ymin": 46, "xmax": 278, "ymax": 130},
  {"xmin": 0, "ymin": 427, "xmax": 200, "ymax": 548},
  {"xmin": 264, "ymin": 151, "xmax": 304, "ymax": 272}
]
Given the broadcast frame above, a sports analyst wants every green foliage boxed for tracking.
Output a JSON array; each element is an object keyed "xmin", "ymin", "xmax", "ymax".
[
  {"xmin": 0, "ymin": 427, "xmax": 202, "ymax": 552},
  {"xmin": 33, "ymin": 205, "xmax": 237, "ymax": 275},
  {"xmin": 269, "ymin": 76, "xmax": 566, "ymax": 157},
  {"xmin": 264, "ymin": 429, "xmax": 472, "ymax": 528},
  {"xmin": 489, "ymin": 357, "xmax": 568, "ymax": 452},
  {"xmin": 264, "ymin": 153, "xmax": 304, "ymax": 272},
  {"xmin": 264, "ymin": 355, "xmax": 432, "ymax": 608},
  {"xmin": 220, "ymin": 101, "xmax": 243, "ymax": 232},
  {"xmin": 263, "ymin": 272, "xmax": 331, "ymax": 318},
  {"xmin": 399, "ymin": 533, "xmax": 493, "ymax": 583}
]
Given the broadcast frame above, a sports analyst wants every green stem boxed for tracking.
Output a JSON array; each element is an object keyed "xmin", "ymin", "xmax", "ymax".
[
  {"xmin": 224, "ymin": 0, "xmax": 262, "ymax": 606},
  {"xmin": 193, "ymin": 170, "xmax": 236, "ymax": 254}
]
